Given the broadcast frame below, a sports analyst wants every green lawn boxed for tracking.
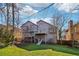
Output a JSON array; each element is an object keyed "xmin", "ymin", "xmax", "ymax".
[{"xmin": 0, "ymin": 44, "xmax": 79, "ymax": 56}]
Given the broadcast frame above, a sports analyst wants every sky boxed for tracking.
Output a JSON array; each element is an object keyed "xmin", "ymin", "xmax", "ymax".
[{"xmin": 0, "ymin": 3, "xmax": 79, "ymax": 29}]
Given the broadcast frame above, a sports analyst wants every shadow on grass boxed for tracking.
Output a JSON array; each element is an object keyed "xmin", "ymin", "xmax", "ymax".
[
  {"xmin": 17, "ymin": 43, "xmax": 79, "ymax": 56},
  {"xmin": 0, "ymin": 44, "xmax": 13, "ymax": 49},
  {"xmin": 0, "ymin": 45, "xmax": 8, "ymax": 49},
  {"xmin": 17, "ymin": 43, "xmax": 48, "ymax": 51}
]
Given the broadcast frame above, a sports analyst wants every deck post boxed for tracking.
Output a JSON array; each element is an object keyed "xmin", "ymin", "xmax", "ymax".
[{"xmin": 45, "ymin": 35, "xmax": 46, "ymax": 44}]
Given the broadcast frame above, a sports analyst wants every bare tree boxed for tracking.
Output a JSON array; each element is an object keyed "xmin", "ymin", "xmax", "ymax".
[
  {"xmin": 51, "ymin": 14, "xmax": 70, "ymax": 45},
  {"xmin": 0, "ymin": 8, "xmax": 3, "ymax": 24},
  {"xmin": 14, "ymin": 6, "xmax": 21, "ymax": 28},
  {"xmin": 0, "ymin": 4, "xmax": 7, "ymax": 26}
]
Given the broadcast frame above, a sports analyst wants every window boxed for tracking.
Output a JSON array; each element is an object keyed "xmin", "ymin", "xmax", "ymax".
[{"xmin": 49, "ymin": 26, "xmax": 54, "ymax": 33}]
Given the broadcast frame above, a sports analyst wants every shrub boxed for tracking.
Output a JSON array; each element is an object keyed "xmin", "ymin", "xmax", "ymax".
[{"xmin": 0, "ymin": 28, "xmax": 14, "ymax": 47}]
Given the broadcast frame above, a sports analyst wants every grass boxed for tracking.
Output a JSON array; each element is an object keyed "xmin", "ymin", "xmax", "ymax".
[
  {"xmin": 0, "ymin": 45, "xmax": 32, "ymax": 56},
  {"xmin": 0, "ymin": 44, "xmax": 79, "ymax": 56}
]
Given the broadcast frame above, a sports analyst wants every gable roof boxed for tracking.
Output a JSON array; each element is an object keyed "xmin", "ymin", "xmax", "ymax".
[
  {"xmin": 37, "ymin": 20, "xmax": 56, "ymax": 27},
  {"xmin": 0, "ymin": 24, "xmax": 21, "ymax": 31},
  {"xmin": 0, "ymin": 24, "xmax": 5, "ymax": 27},
  {"xmin": 74, "ymin": 23, "xmax": 79, "ymax": 27},
  {"xmin": 65, "ymin": 23, "xmax": 79, "ymax": 32},
  {"xmin": 21, "ymin": 21, "xmax": 37, "ymax": 27},
  {"xmin": 21, "ymin": 20, "xmax": 57, "ymax": 28}
]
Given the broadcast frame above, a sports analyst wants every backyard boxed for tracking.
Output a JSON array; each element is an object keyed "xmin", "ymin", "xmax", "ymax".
[{"xmin": 0, "ymin": 44, "xmax": 79, "ymax": 56}]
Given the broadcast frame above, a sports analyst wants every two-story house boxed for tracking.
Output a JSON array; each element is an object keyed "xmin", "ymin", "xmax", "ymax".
[
  {"xmin": 21, "ymin": 20, "xmax": 57, "ymax": 44},
  {"xmin": 21, "ymin": 21, "xmax": 38, "ymax": 43},
  {"xmin": 65, "ymin": 20, "xmax": 79, "ymax": 42},
  {"xmin": 36, "ymin": 20, "xmax": 57, "ymax": 44}
]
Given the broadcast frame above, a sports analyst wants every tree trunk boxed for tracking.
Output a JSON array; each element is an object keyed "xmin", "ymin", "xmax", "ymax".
[
  {"xmin": 12, "ymin": 3, "xmax": 15, "ymax": 33},
  {"xmin": 11, "ymin": 3, "xmax": 15, "ymax": 45},
  {"xmin": 6, "ymin": 3, "xmax": 9, "ymax": 31},
  {"xmin": 59, "ymin": 30, "xmax": 62, "ymax": 45}
]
